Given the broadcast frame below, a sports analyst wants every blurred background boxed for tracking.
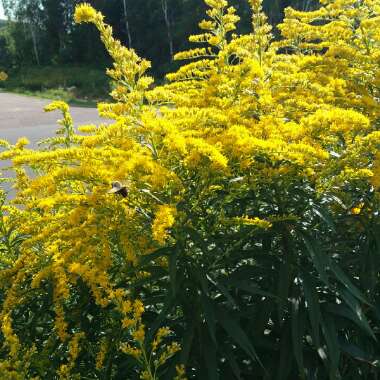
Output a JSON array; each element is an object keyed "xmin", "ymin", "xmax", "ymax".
[{"xmin": 0, "ymin": 0, "xmax": 319, "ymax": 101}]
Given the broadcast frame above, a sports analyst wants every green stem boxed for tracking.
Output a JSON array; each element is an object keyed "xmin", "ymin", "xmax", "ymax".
[{"xmin": 138, "ymin": 339, "xmax": 156, "ymax": 380}]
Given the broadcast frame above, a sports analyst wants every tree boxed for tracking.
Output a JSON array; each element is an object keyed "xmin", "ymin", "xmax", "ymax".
[
  {"xmin": 0, "ymin": 0, "xmax": 321, "ymax": 75},
  {"xmin": 122, "ymin": 0, "xmax": 132, "ymax": 47},
  {"xmin": 161, "ymin": 0, "xmax": 174, "ymax": 59},
  {"xmin": 2, "ymin": 0, "xmax": 43, "ymax": 64}
]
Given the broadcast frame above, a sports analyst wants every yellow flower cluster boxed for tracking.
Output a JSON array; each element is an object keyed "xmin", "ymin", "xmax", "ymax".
[
  {"xmin": 152, "ymin": 205, "xmax": 177, "ymax": 245},
  {"xmin": 120, "ymin": 299, "xmax": 182, "ymax": 379},
  {"xmin": 74, "ymin": 3, "xmax": 153, "ymax": 113},
  {"xmin": 14, "ymin": 137, "xmax": 30, "ymax": 150},
  {"xmin": 0, "ymin": 71, "xmax": 7, "ymax": 81},
  {"xmin": 73, "ymin": 3, "xmax": 97, "ymax": 23},
  {"xmin": 44, "ymin": 101, "xmax": 75, "ymax": 147},
  {"xmin": 58, "ymin": 332, "xmax": 85, "ymax": 379},
  {"xmin": 95, "ymin": 338, "xmax": 108, "ymax": 370},
  {"xmin": 233, "ymin": 216, "xmax": 273, "ymax": 229},
  {"xmin": 174, "ymin": 365, "xmax": 187, "ymax": 380}
]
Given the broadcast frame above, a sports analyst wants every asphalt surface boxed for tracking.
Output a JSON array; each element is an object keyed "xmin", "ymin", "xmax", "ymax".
[
  {"xmin": 0, "ymin": 92, "xmax": 106, "ymax": 145},
  {"xmin": 0, "ymin": 92, "xmax": 108, "ymax": 197}
]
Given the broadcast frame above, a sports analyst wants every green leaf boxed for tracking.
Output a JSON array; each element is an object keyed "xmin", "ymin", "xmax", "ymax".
[
  {"xmin": 218, "ymin": 307, "xmax": 261, "ymax": 365},
  {"xmin": 372, "ymin": 225, "xmax": 380, "ymax": 255},
  {"xmin": 276, "ymin": 323, "xmax": 293, "ymax": 380},
  {"xmin": 223, "ymin": 343, "xmax": 243, "ymax": 380},
  {"xmin": 201, "ymin": 293, "xmax": 217, "ymax": 344},
  {"xmin": 329, "ymin": 261, "xmax": 369, "ymax": 305},
  {"xmin": 339, "ymin": 341, "xmax": 379, "ymax": 366},
  {"xmin": 227, "ymin": 278, "xmax": 278, "ymax": 300},
  {"xmin": 211, "ymin": 275, "xmax": 237, "ymax": 307},
  {"xmin": 138, "ymin": 246, "xmax": 172, "ymax": 266},
  {"xmin": 229, "ymin": 265, "xmax": 267, "ymax": 282},
  {"xmin": 326, "ymin": 194, "xmax": 347, "ymax": 210},
  {"xmin": 179, "ymin": 321, "xmax": 196, "ymax": 366},
  {"xmin": 277, "ymin": 260, "xmax": 292, "ymax": 324},
  {"xmin": 312, "ymin": 205, "xmax": 336, "ymax": 232},
  {"xmin": 117, "ymin": 265, "xmax": 167, "ymax": 289},
  {"xmin": 321, "ymin": 313, "xmax": 341, "ymax": 379},
  {"xmin": 338, "ymin": 289, "xmax": 375, "ymax": 340},
  {"xmin": 299, "ymin": 232, "xmax": 329, "ymax": 285},
  {"xmin": 203, "ymin": 329, "xmax": 219, "ymax": 380},
  {"xmin": 302, "ymin": 272, "xmax": 321, "ymax": 347},
  {"xmin": 169, "ymin": 245, "xmax": 179, "ymax": 294},
  {"xmin": 147, "ymin": 292, "xmax": 176, "ymax": 341},
  {"xmin": 291, "ymin": 297, "xmax": 305, "ymax": 378},
  {"xmin": 252, "ymin": 299, "xmax": 273, "ymax": 336}
]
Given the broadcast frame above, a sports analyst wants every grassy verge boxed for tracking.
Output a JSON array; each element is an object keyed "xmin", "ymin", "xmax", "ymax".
[
  {"xmin": 0, "ymin": 65, "xmax": 110, "ymax": 106},
  {"xmin": 1, "ymin": 87, "xmax": 99, "ymax": 107}
]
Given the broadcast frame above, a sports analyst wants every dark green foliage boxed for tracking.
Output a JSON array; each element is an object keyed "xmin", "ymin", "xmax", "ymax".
[
  {"xmin": 0, "ymin": 65, "xmax": 109, "ymax": 99},
  {"xmin": 0, "ymin": 0, "xmax": 320, "ymax": 78},
  {"xmin": 131, "ymin": 172, "xmax": 380, "ymax": 379}
]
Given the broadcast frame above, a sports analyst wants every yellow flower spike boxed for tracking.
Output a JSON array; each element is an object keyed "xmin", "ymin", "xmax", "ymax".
[
  {"xmin": 54, "ymin": 304, "xmax": 69, "ymax": 342},
  {"xmin": 74, "ymin": 2, "xmax": 152, "ymax": 110},
  {"xmin": 133, "ymin": 299, "xmax": 145, "ymax": 319},
  {"xmin": 68, "ymin": 332, "xmax": 85, "ymax": 362},
  {"xmin": 120, "ymin": 342, "xmax": 142, "ymax": 360},
  {"xmin": 248, "ymin": 0, "xmax": 263, "ymax": 7},
  {"xmin": 43, "ymin": 100, "xmax": 75, "ymax": 147},
  {"xmin": 0, "ymin": 139, "xmax": 10, "ymax": 148},
  {"xmin": 122, "ymin": 317, "xmax": 135, "ymax": 329},
  {"xmin": 174, "ymin": 364, "xmax": 187, "ymax": 380},
  {"xmin": 233, "ymin": 216, "xmax": 272, "ymax": 229},
  {"xmin": 152, "ymin": 205, "xmax": 177, "ymax": 245},
  {"xmin": 152, "ymin": 327, "xmax": 171, "ymax": 352},
  {"xmin": 44, "ymin": 100, "xmax": 69, "ymax": 113},
  {"xmin": 351, "ymin": 202, "xmax": 364, "ymax": 215},
  {"xmin": 74, "ymin": 3, "xmax": 98, "ymax": 24},
  {"xmin": 77, "ymin": 124, "xmax": 97, "ymax": 133},
  {"xmin": 205, "ymin": 0, "xmax": 228, "ymax": 8},
  {"xmin": 157, "ymin": 342, "xmax": 181, "ymax": 366},
  {"xmin": 1, "ymin": 313, "xmax": 20, "ymax": 358},
  {"xmin": 132, "ymin": 324, "xmax": 146, "ymax": 343},
  {"xmin": 140, "ymin": 370, "xmax": 151, "ymax": 380},
  {"xmin": 95, "ymin": 339, "xmax": 108, "ymax": 370},
  {"xmin": 14, "ymin": 137, "xmax": 30, "ymax": 150}
]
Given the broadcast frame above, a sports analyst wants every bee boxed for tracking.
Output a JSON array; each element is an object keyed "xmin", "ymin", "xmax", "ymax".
[{"xmin": 108, "ymin": 181, "xmax": 129, "ymax": 198}]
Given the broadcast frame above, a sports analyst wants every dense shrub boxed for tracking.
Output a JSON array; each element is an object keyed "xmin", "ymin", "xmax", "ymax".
[
  {"xmin": 0, "ymin": 0, "xmax": 379, "ymax": 379},
  {"xmin": 0, "ymin": 65, "xmax": 109, "ymax": 100}
]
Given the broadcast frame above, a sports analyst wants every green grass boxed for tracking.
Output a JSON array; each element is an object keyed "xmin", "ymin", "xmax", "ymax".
[
  {"xmin": 2, "ymin": 87, "xmax": 98, "ymax": 107},
  {"xmin": 0, "ymin": 65, "xmax": 110, "ymax": 104}
]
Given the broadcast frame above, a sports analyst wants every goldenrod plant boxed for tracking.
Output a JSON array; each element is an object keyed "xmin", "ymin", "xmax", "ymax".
[{"xmin": 0, "ymin": 0, "xmax": 379, "ymax": 378}]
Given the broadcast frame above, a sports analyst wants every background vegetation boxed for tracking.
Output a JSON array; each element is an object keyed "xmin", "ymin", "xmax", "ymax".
[{"xmin": 0, "ymin": 0, "xmax": 319, "ymax": 98}]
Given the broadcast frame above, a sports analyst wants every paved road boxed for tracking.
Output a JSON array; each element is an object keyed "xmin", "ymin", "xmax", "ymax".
[
  {"xmin": 0, "ymin": 92, "xmax": 106, "ymax": 145},
  {"xmin": 0, "ymin": 92, "xmax": 108, "ymax": 196}
]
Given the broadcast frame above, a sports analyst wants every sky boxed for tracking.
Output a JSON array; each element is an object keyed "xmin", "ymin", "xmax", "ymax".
[{"xmin": 0, "ymin": 3, "xmax": 5, "ymax": 20}]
